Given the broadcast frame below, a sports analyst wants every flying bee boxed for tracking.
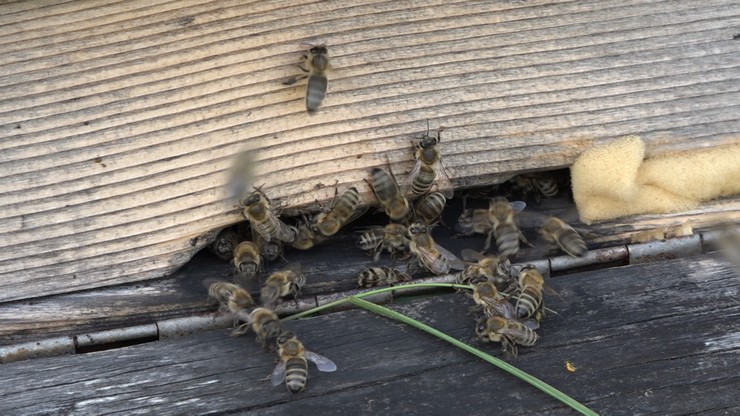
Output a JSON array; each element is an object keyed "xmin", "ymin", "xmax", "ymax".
[
  {"xmin": 472, "ymin": 281, "xmax": 515, "ymax": 319},
  {"xmin": 271, "ymin": 331, "xmax": 337, "ymax": 394},
  {"xmin": 232, "ymin": 241, "xmax": 262, "ymax": 282},
  {"xmin": 207, "ymin": 281, "xmax": 255, "ymax": 315},
  {"xmin": 357, "ymin": 266, "xmax": 413, "ymax": 288},
  {"xmin": 240, "ymin": 188, "xmax": 297, "ymax": 244},
  {"xmin": 367, "ymin": 167, "xmax": 411, "ymax": 222},
  {"xmin": 283, "ymin": 45, "xmax": 330, "ymax": 113},
  {"xmin": 455, "ymin": 208, "xmax": 492, "ymax": 237},
  {"xmin": 404, "ymin": 126, "xmax": 454, "ymax": 199},
  {"xmin": 485, "ymin": 197, "xmax": 529, "ymax": 258},
  {"xmin": 514, "ymin": 265, "xmax": 545, "ymax": 321},
  {"xmin": 260, "ymin": 263, "xmax": 306, "ymax": 309},
  {"xmin": 232, "ymin": 307, "xmax": 283, "ymax": 348},
  {"xmin": 475, "ymin": 316, "xmax": 539, "ymax": 357},
  {"xmin": 208, "ymin": 227, "xmax": 239, "ymax": 260},
  {"xmin": 313, "ymin": 186, "xmax": 367, "ymax": 237},
  {"xmin": 414, "ymin": 191, "xmax": 447, "ymax": 225},
  {"xmin": 539, "ymin": 216, "xmax": 587, "ymax": 257},
  {"xmin": 457, "ymin": 249, "xmax": 513, "ymax": 291},
  {"xmin": 407, "ymin": 223, "xmax": 465, "ymax": 275},
  {"xmin": 357, "ymin": 223, "xmax": 410, "ymax": 262},
  {"xmin": 510, "ymin": 172, "xmax": 558, "ymax": 203}
]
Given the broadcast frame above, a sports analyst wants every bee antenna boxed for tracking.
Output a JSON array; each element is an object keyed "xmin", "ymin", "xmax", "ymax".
[{"xmin": 425, "ymin": 118, "xmax": 430, "ymax": 136}]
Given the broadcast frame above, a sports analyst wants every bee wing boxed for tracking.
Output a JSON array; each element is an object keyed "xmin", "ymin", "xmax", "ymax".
[
  {"xmin": 305, "ymin": 351, "xmax": 338, "ymax": 372},
  {"xmin": 280, "ymin": 262, "xmax": 303, "ymax": 274},
  {"xmin": 402, "ymin": 158, "xmax": 422, "ymax": 194},
  {"xmin": 255, "ymin": 212, "xmax": 297, "ymax": 243},
  {"xmin": 433, "ymin": 160, "xmax": 455, "ymax": 199},
  {"xmin": 509, "ymin": 200, "xmax": 527, "ymax": 213},
  {"xmin": 435, "ymin": 243, "xmax": 466, "ymax": 270},
  {"xmin": 270, "ymin": 360, "xmax": 287, "ymax": 386},
  {"xmin": 345, "ymin": 205, "xmax": 370, "ymax": 226},
  {"xmin": 460, "ymin": 248, "xmax": 486, "ymax": 262},
  {"xmin": 515, "ymin": 318, "xmax": 540, "ymax": 330},
  {"xmin": 501, "ymin": 324, "xmax": 534, "ymax": 340}
]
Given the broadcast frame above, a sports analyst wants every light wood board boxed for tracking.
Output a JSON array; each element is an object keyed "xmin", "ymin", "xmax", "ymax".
[{"xmin": 1, "ymin": 0, "xmax": 739, "ymax": 302}]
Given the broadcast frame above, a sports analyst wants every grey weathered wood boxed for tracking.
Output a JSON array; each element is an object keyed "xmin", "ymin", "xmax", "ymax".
[
  {"xmin": 0, "ymin": 0, "xmax": 738, "ymax": 303},
  {"xmin": 0, "ymin": 254, "xmax": 737, "ymax": 415}
]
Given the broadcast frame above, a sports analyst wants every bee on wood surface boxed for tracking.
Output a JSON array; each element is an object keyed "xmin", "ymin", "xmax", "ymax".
[
  {"xmin": 455, "ymin": 208, "xmax": 492, "ymax": 237},
  {"xmin": 367, "ymin": 167, "xmax": 411, "ymax": 222},
  {"xmin": 313, "ymin": 186, "xmax": 367, "ymax": 237},
  {"xmin": 457, "ymin": 249, "xmax": 513, "ymax": 291},
  {"xmin": 232, "ymin": 241, "xmax": 262, "ymax": 283},
  {"xmin": 472, "ymin": 281, "xmax": 515, "ymax": 319},
  {"xmin": 271, "ymin": 331, "xmax": 337, "ymax": 394},
  {"xmin": 404, "ymin": 125, "xmax": 454, "ymax": 199},
  {"xmin": 291, "ymin": 217, "xmax": 327, "ymax": 250},
  {"xmin": 485, "ymin": 197, "xmax": 529, "ymax": 258},
  {"xmin": 475, "ymin": 315, "xmax": 539, "ymax": 357},
  {"xmin": 240, "ymin": 188, "xmax": 297, "ymax": 244},
  {"xmin": 513, "ymin": 265, "xmax": 545, "ymax": 321},
  {"xmin": 357, "ymin": 266, "xmax": 413, "ymax": 288},
  {"xmin": 232, "ymin": 307, "xmax": 283, "ymax": 348},
  {"xmin": 207, "ymin": 281, "xmax": 255, "ymax": 315},
  {"xmin": 539, "ymin": 216, "xmax": 588, "ymax": 258},
  {"xmin": 283, "ymin": 45, "xmax": 330, "ymax": 113},
  {"xmin": 356, "ymin": 223, "xmax": 409, "ymax": 262},
  {"xmin": 630, "ymin": 222, "xmax": 694, "ymax": 244},
  {"xmin": 510, "ymin": 173, "xmax": 558, "ymax": 203},
  {"xmin": 208, "ymin": 227, "xmax": 240, "ymax": 261},
  {"xmin": 407, "ymin": 223, "xmax": 465, "ymax": 275},
  {"xmin": 414, "ymin": 191, "xmax": 447, "ymax": 225},
  {"xmin": 260, "ymin": 263, "xmax": 306, "ymax": 309}
]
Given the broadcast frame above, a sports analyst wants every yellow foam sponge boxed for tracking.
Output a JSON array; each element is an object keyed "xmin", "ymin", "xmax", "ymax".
[{"xmin": 571, "ymin": 137, "xmax": 740, "ymax": 224}]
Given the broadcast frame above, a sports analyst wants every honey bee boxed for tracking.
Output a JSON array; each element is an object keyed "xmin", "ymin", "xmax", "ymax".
[
  {"xmin": 514, "ymin": 265, "xmax": 545, "ymax": 321},
  {"xmin": 232, "ymin": 307, "xmax": 283, "ymax": 348},
  {"xmin": 356, "ymin": 223, "xmax": 409, "ymax": 262},
  {"xmin": 260, "ymin": 263, "xmax": 306, "ymax": 309},
  {"xmin": 630, "ymin": 222, "xmax": 694, "ymax": 244},
  {"xmin": 208, "ymin": 227, "xmax": 239, "ymax": 260},
  {"xmin": 404, "ymin": 126, "xmax": 454, "ymax": 199},
  {"xmin": 367, "ymin": 167, "xmax": 411, "ymax": 222},
  {"xmin": 511, "ymin": 173, "xmax": 558, "ymax": 203},
  {"xmin": 475, "ymin": 316, "xmax": 539, "ymax": 357},
  {"xmin": 455, "ymin": 208, "xmax": 492, "ymax": 237},
  {"xmin": 284, "ymin": 45, "xmax": 330, "ymax": 113},
  {"xmin": 357, "ymin": 266, "xmax": 413, "ymax": 288},
  {"xmin": 207, "ymin": 281, "xmax": 255, "ymax": 315},
  {"xmin": 457, "ymin": 249, "xmax": 513, "ymax": 291},
  {"xmin": 485, "ymin": 197, "xmax": 529, "ymax": 258},
  {"xmin": 313, "ymin": 186, "xmax": 367, "ymax": 237},
  {"xmin": 407, "ymin": 223, "xmax": 465, "ymax": 275},
  {"xmin": 472, "ymin": 281, "xmax": 515, "ymax": 319},
  {"xmin": 232, "ymin": 241, "xmax": 262, "ymax": 282},
  {"xmin": 290, "ymin": 220, "xmax": 326, "ymax": 251},
  {"xmin": 271, "ymin": 331, "xmax": 337, "ymax": 394},
  {"xmin": 240, "ymin": 188, "xmax": 297, "ymax": 244},
  {"xmin": 539, "ymin": 217, "xmax": 588, "ymax": 258},
  {"xmin": 414, "ymin": 191, "xmax": 447, "ymax": 225}
]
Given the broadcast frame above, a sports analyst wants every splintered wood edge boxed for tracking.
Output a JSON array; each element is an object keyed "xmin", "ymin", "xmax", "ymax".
[{"xmin": 0, "ymin": 0, "xmax": 738, "ymax": 302}]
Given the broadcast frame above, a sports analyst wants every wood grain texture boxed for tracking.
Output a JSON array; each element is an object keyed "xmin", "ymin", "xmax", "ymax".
[
  {"xmin": 0, "ymin": 0, "xmax": 739, "ymax": 302},
  {"xmin": 0, "ymin": 254, "xmax": 737, "ymax": 415}
]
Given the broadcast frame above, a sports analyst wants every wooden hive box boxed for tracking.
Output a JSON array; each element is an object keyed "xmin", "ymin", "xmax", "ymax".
[{"xmin": 1, "ymin": 1, "xmax": 739, "ymax": 414}]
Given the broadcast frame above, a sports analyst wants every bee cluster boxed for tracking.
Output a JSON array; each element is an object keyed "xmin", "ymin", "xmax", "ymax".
[{"xmin": 205, "ymin": 45, "xmax": 590, "ymax": 394}]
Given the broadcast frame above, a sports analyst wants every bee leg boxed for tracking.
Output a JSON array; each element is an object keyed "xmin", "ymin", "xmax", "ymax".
[
  {"xmin": 483, "ymin": 230, "xmax": 494, "ymax": 253},
  {"xmin": 282, "ymin": 74, "xmax": 308, "ymax": 85},
  {"xmin": 519, "ymin": 231, "xmax": 535, "ymax": 248}
]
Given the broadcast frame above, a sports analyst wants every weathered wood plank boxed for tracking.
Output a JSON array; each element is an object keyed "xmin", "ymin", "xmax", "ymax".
[
  {"xmin": 2, "ymin": 192, "xmax": 738, "ymax": 344},
  {"xmin": 0, "ymin": 0, "xmax": 738, "ymax": 303},
  {"xmin": 0, "ymin": 254, "xmax": 737, "ymax": 415}
]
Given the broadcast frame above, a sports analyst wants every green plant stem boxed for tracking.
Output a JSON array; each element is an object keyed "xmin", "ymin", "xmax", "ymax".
[
  {"xmin": 282, "ymin": 282, "xmax": 472, "ymax": 321},
  {"xmin": 348, "ymin": 296, "xmax": 598, "ymax": 416}
]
